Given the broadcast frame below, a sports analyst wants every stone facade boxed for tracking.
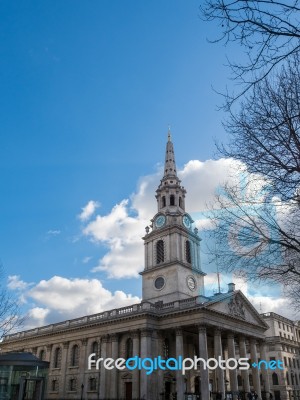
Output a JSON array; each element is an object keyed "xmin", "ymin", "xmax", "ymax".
[{"xmin": 261, "ymin": 313, "xmax": 300, "ymax": 400}]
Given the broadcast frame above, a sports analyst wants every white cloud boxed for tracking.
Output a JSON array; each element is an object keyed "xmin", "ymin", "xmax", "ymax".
[
  {"xmin": 79, "ymin": 200, "xmax": 100, "ymax": 222},
  {"xmin": 7, "ymin": 275, "xmax": 29, "ymax": 290},
  {"xmin": 26, "ymin": 307, "xmax": 50, "ymax": 328},
  {"xmin": 82, "ymin": 256, "xmax": 92, "ymax": 264},
  {"xmin": 20, "ymin": 275, "xmax": 140, "ymax": 327},
  {"xmin": 47, "ymin": 230, "xmax": 61, "ymax": 236}
]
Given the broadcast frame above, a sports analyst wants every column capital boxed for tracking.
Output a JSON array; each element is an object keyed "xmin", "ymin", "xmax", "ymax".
[
  {"xmin": 214, "ymin": 327, "xmax": 223, "ymax": 336},
  {"xmin": 63, "ymin": 341, "xmax": 69, "ymax": 349},
  {"xmin": 46, "ymin": 344, "xmax": 52, "ymax": 352},
  {"xmin": 197, "ymin": 324, "xmax": 207, "ymax": 334},
  {"xmin": 81, "ymin": 338, "xmax": 88, "ymax": 346},
  {"xmin": 227, "ymin": 331, "xmax": 235, "ymax": 340},
  {"xmin": 111, "ymin": 333, "xmax": 118, "ymax": 342},
  {"xmin": 131, "ymin": 330, "xmax": 140, "ymax": 339},
  {"xmin": 175, "ymin": 327, "xmax": 183, "ymax": 336},
  {"xmin": 102, "ymin": 335, "xmax": 110, "ymax": 343},
  {"xmin": 140, "ymin": 328, "xmax": 152, "ymax": 337}
]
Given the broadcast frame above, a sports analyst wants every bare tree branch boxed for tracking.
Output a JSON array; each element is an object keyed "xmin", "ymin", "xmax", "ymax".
[{"xmin": 201, "ymin": 0, "xmax": 300, "ymax": 106}]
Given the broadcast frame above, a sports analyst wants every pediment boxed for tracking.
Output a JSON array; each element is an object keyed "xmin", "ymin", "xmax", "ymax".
[{"xmin": 205, "ymin": 291, "xmax": 268, "ymax": 328}]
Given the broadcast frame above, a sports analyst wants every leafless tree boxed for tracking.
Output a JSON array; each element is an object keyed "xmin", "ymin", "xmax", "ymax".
[
  {"xmin": 207, "ymin": 181, "xmax": 300, "ymax": 308},
  {"xmin": 206, "ymin": 57, "xmax": 300, "ymax": 308},
  {"xmin": 0, "ymin": 267, "xmax": 24, "ymax": 340},
  {"xmin": 201, "ymin": 0, "xmax": 300, "ymax": 106},
  {"xmin": 218, "ymin": 56, "xmax": 300, "ymax": 202}
]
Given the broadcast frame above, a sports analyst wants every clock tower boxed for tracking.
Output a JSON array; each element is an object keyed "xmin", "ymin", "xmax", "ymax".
[{"xmin": 141, "ymin": 130, "xmax": 206, "ymax": 303}]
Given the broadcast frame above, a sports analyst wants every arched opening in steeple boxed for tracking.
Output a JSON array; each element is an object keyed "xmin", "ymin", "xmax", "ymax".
[
  {"xmin": 170, "ymin": 194, "xmax": 175, "ymax": 206},
  {"xmin": 179, "ymin": 197, "xmax": 182, "ymax": 208},
  {"xmin": 185, "ymin": 240, "xmax": 192, "ymax": 264},
  {"xmin": 156, "ymin": 240, "xmax": 164, "ymax": 264},
  {"xmin": 162, "ymin": 196, "xmax": 166, "ymax": 208}
]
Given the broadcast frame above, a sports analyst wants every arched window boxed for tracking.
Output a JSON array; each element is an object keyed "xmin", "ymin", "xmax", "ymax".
[
  {"xmin": 156, "ymin": 240, "xmax": 164, "ymax": 264},
  {"xmin": 163, "ymin": 338, "xmax": 169, "ymax": 359},
  {"xmin": 126, "ymin": 338, "xmax": 133, "ymax": 359},
  {"xmin": 296, "ymin": 374, "xmax": 299, "ymax": 386},
  {"xmin": 91, "ymin": 341, "xmax": 99, "ymax": 358},
  {"xmin": 272, "ymin": 373, "xmax": 279, "ymax": 385},
  {"xmin": 39, "ymin": 349, "xmax": 45, "ymax": 361},
  {"xmin": 286, "ymin": 372, "xmax": 290, "ymax": 385},
  {"xmin": 237, "ymin": 375, "xmax": 242, "ymax": 387},
  {"xmin": 53, "ymin": 347, "xmax": 62, "ymax": 369},
  {"xmin": 71, "ymin": 344, "xmax": 79, "ymax": 366},
  {"xmin": 89, "ymin": 377, "xmax": 97, "ymax": 391},
  {"xmin": 170, "ymin": 195, "xmax": 175, "ymax": 206},
  {"xmin": 185, "ymin": 240, "xmax": 192, "ymax": 264},
  {"xmin": 162, "ymin": 196, "xmax": 166, "ymax": 208}
]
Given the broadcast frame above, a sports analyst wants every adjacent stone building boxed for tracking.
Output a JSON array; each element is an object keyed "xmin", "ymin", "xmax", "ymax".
[{"xmin": 1, "ymin": 133, "xmax": 298, "ymax": 400}]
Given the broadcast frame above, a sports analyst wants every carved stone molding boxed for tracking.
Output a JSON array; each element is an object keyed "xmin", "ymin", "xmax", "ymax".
[{"xmin": 228, "ymin": 295, "xmax": 246, "ymax": 319}]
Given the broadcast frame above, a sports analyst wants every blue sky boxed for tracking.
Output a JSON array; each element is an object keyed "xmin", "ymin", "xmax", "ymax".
[{"xmin": 0, "ymin": 1, "xmax": 288, "ymax": 327}]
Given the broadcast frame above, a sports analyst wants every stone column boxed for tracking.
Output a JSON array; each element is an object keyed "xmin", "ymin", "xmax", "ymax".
[
  {"xmin": 176, "ymin": 328, "xmax": 185, "ymax": 400},
  {"xmin": 132, "ymin": 330, "xmax": 140, "ymax": 399},
  {"xmin": 79, "ymin": 339, "xmax": 88, "ymax": 398},
  {"xmin": 239, "ymin": 336, "xmax": 250, "ymax": 394},
  {"xmin": 140, "ymin": 329, "xmax": 152, "ymax": 399},
  {"xmin": 110, "ymin": 334, "xmax": 119, "ymax": 399},
  {"xmin": 152, "ymin": 330, "xmax": 164, "ymax": 400},
  {"xmin": 100, "ymin": 335, "xmax": 108, "ymax": 400},
  {"xmin": 259, "ymin": 341, "xmax": 270, "ymax": 400},
  {"xmin": 250, "ymin": 338, "xmax": 261, "ymax": 398},
  {"xmin": 227, "ymin": 332, "xmax": 238, "ymax": 399},
  {"xmin": 59, "ymin": 342, "xmax": 69, "ymax": 398},
  {"xmin": 214, "ymin": 328, "xmax": 225, "ymax": 399},
  {"xmin": 198, "ymin": 325, "xmax": 210, "ymax": 400}
]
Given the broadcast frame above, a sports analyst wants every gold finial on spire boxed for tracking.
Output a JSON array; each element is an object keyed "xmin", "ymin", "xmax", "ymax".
[{"xmin": 168, "ymin": 125, "xmax": 172, "ymax": 141}]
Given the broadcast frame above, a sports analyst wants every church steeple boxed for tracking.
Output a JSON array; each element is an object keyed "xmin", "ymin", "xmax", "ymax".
[
  {"xmin": 164, "ymin": 128, "xmax": 177, "ymax": 178},
  {"xmin": 156, "ymin": 130, "xmax": 186, "ymax": 213},
  {"xmin": 141, "ymin": 130, "xmax": 205, "ymax": 304}
]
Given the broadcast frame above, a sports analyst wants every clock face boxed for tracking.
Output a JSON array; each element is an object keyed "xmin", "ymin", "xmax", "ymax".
[
  {"xmin": 183, "ymin": 215, "xmax": 191, "ymax": 229},
  {"xmin": 155, "ymin": 215, "xmax": 166, "ymax": 228},
  {"xmin": 187, "ymin": 276, "xmax": 196, "ymax": 291}
]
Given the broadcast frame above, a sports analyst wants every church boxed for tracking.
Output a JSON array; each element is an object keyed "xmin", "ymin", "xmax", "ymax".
[{"xmin": 1, "ymin": 133, "xmax": 292, "ymax": 400}]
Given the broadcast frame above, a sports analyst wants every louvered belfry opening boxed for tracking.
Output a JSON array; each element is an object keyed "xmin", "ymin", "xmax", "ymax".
[{"xmin": 156, "ymin": 240, "xmax": 164, "ymax": 264}]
